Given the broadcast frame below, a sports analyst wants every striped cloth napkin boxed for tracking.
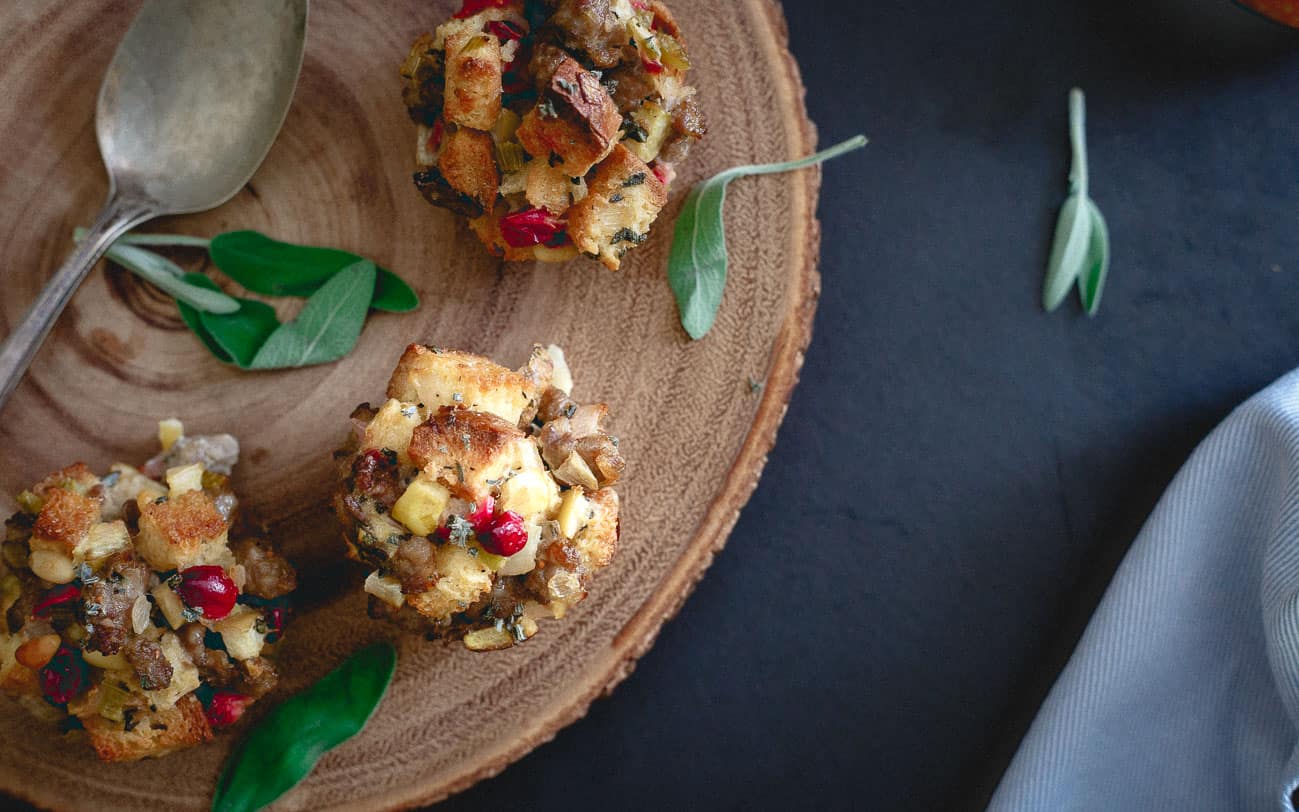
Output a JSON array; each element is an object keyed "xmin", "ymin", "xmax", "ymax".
[{"xmin": 989, "ymin": 369, "xmax": 1299, "ymax": 811}]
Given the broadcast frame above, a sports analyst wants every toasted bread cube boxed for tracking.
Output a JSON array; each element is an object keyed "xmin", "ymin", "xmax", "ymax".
[
  {"xmin": 444, "ymin": 31, "xmax": 502, "ymax": 130},
  {"xmin": 516, "ymin": 56, "xmax": 621, "ymax": 177},
  {"xmin": 439, "ymin": 127, "xmax": 499, "ymax": 210},
  {"xmin": 30, "ymin": 463, "xmax": 100, "ymax": 501},
  {"xmin": 135, "ymin": 491, "xmax": 229, "ymax": 571},
  {"xmin": 408, "ymin": 408, "xmax": 536, "ymax": 501},
  {"xmin": 405, "ymin": 545, "xmax": 493, "ymax": 620},
  {"xmin": 387, "ymin": 344, "xmax": 543, "ymax": 427},
  {"xmin": 363, "ymin": 398, "xmax": 423, "ymax": 464},
  {"xmin": 391, "ymin": 476, "xmax": 452, "ymax": 536},
  {"xmin": 526, "ymin": 161, "xmax": 577, "ymax": 214},
  {"xmin": 567, "ymin": 145, "xmax": 667, "ymax": 270},
  {"xmin": 574, "ymin": 487, "xmax": 619, "ymax": 570},
  {"xmin": 212, "ymin": 606, "xmax": 265, "ymax": 661},
  {"xmin": 83, "ymin": 693, "xmax": 212, "ymax": 762},
  {"xmin": 32, "ymin": 488, "xmax": 100, "ymax": 554}
]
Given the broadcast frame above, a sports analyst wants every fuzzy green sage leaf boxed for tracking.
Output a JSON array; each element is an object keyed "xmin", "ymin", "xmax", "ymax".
[
  {"xmin": 211, "ymin": 641, "xmax": 397, "ymax": 812},
  {"xmin": 210, "ymin": 230, "xmax": 419, "ymax": 313},
  {"xmin": 174, "ymin": 273, "xmax": 282, "ymax": 368},
  {"xmin": 176, "ymin": 274, "xmax": 236, "ymax": 363},
  {"xmin": 249, "ymin": 260, "xmax": 377, "ymax": 369},
  {"xmin": 1043, "ymin": 88, "xmax": 1111, "ymax": 314},
  {"xmin": 668, "ymin": 134, "xmax": 868, "ymax": 340},
  {"xmin": 105, "ymin": 244, "xmax": 240, "ymax": 315},
  {"xmin": 1078, "ymin": 199, "xmax": 1110, "ymax": 316}
]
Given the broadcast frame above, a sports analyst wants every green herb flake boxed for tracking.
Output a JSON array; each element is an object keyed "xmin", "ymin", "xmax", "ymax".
[{"xmin": 668, "ymin": 135, "xmax": 868, "ymax": 340}]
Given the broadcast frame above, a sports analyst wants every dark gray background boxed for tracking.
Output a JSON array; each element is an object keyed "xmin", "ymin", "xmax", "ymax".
[{"xmin": 436, "ymin": 1, "xmax": 1299, "ymax": 809}]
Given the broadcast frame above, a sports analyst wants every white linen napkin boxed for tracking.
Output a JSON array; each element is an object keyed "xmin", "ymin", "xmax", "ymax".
[{"xmin": 989, "ymin": 369, "xmax": 1299, "ymax": 811}]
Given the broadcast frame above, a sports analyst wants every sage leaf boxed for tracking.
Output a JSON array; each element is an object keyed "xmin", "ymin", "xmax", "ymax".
[
  {"xmin": 211, "ymin": 641, "xmax": 397, "ymax": 812},
  {"xmin": 178, "ymin": 274, "xmax": 282, "ymax": 368},
  {"xmin": 176, "ymin": 275, "xmax": 235, "ymax": 363},
  {"xmin": 1041, "ymin": 194, "xmax": 1092, "ymax": 312},
  {"xmin": 668, "ymin": 134, "xmax": 868, "ymax": 340},
  {"xmin": 76, "ymin": 227, "xmax": 210, "ymax": 248},
  {"xmin": 1077, "ymin": 199, "xmax": 1110, "ymax": 317},
  {"xmin": 106, "ymin": 244, "xmax": 240, "ymax": 314},
  {"xmin": 249, "ymin": 260, "xmax": 377, "ymax": 369},
  {"xmin": 210, "ymin": 230, "xmax": 418, "ymax": 313},
  {"xmin": 1042, "ymin": 88, "xmax": 1112, "ymax": 315}
]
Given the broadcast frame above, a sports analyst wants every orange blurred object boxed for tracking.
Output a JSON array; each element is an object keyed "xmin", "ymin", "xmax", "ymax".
[{"xmin": 1239, "ymin": 0, "xmax": 1299, "ymax": 26}]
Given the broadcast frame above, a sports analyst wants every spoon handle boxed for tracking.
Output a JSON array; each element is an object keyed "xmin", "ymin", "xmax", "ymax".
[{"xmin": 0, "ymin": 194, "xmax": 154, "ymax": 411}]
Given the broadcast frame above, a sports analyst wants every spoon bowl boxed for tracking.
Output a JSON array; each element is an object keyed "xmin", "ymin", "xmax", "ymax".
[
  {"xmin": 99, "ymin": 0, "xmax": 308, "ymax": 214},
  {"xmin": 0, "ymin": 0, "xmax": 308, "ymax": 409}
]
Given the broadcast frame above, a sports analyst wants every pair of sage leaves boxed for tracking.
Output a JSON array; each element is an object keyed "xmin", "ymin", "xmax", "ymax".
[
  {"xmin": 1043, "ymin": 88, "xmax": 1111, "ymax": 316},
  {"xmin": 90, "ymin": 230, "xmax": 419, "ymax": 369}
]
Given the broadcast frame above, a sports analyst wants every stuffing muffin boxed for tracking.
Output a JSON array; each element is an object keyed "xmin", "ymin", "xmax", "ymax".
[
  {"xmin": 335, "ymin": 344, "xmax": 624, "ymax": 650},
  {"xmin": 401, "ymin": 0, "xmax": 704, "ymax": 269},
  {"xmin": 0, "ymin": 421, "xmax": 296, "ymax": 761}
]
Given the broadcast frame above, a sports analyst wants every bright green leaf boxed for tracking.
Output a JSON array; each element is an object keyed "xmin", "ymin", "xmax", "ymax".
[{"xmin": 210, "ymin": 231, "xmax": 418, "ymax": 313}]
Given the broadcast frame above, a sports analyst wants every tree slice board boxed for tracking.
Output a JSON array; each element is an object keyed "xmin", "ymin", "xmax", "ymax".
[{"xmin": 0, "ymin": 0, "xmax": 820, "ymax": 808}]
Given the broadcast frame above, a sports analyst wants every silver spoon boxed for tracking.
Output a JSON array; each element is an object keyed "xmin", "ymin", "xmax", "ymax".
[{"xmin": 0, "ymin": 0, "xmax": 308, "ymax": 409}]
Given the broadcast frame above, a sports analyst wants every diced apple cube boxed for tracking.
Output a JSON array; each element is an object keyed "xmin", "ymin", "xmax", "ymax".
[{"xmin": 392, "ymin": 477, "xmax": 452, "ymax": 537}]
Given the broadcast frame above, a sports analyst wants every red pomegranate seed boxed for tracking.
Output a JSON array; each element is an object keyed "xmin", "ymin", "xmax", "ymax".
[
  {"xmin": 468, "ymin": 496, "xmax": 496, "ymax": 534},
  {"xmin": 483, "ymin": 510, "xmax": 529, "ymax": 556},
  {"xmin": 205, "ymin": 691, "xmax": 250, "ymax": 728},
  {"xmin": 174, "ymin": 566, "xmax": 238, "ymax": 620},
  {"xmin": 642, "ymin": 58, "xmax": 664, "ymax": 74},
  {"xmin": 499, "ymin": 207, "xmax": 567, "ymax": 248},
  {"xmin": 32, "ymin": 584, "xmax": 80, "ymax": 618},
  {"xmin": 454, "ymin": 0, "xmax": 509, "ymax": 19},
  {"xmin": 39, "ymin": 645, "xmax": 90, "ymax": 705},
  {"xmin": 486, "ymin": 20, "xmax": 524, "ymax": 41}
]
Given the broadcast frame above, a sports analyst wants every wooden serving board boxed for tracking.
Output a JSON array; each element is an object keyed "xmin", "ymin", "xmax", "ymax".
[{"xmin": 0, "ymin": 0, "xmax": 820, "ymax": 808}]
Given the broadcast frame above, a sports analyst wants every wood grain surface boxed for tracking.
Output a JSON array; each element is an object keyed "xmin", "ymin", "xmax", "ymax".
[{"xmin": 0, "ymin": 0, "xmax": 820, "ymax": 808}]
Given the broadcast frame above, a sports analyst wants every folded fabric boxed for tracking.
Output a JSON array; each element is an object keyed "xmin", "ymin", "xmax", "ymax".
[{"xmin": 989, "ymin": 369, "xmax": 1299, "ymax": 811}]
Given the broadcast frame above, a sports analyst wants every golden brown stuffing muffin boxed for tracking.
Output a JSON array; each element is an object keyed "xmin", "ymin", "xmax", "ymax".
[
  {"xmin": 402, "ymin": 0, "xmax": 704, "ymax": 269},
  {"xmin": 335, "ymin": 344, "xmax": 625, "ymax": 650},
  {"xmin": 0, "ymin": 421, "xmax": 296, "ymax": 761}
]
